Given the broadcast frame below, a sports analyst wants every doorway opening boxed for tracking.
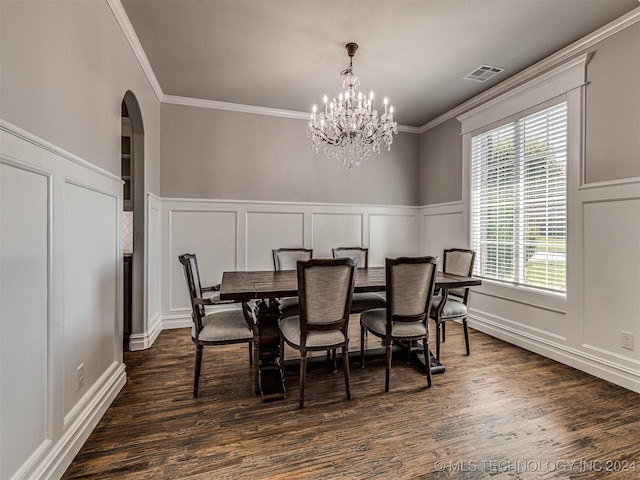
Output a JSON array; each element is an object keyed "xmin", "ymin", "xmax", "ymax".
[{"xmin": 121, "ymin": 91, "xmax": 145, "ymax": 350}]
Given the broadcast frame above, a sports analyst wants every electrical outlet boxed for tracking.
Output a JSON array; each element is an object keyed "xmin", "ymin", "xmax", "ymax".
[
  {"xmin": 621, "ymin": 331, "xmax": 634, "ymax": 351},
  {"xmin": 76, "ymin": 363, "xmax": 85, "ymax": 391}
]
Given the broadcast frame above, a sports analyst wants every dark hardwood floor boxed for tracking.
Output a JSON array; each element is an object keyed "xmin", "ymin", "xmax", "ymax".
[{"xmin": 63, "ymin": 320, "xmax": 640, "ymax": 479}]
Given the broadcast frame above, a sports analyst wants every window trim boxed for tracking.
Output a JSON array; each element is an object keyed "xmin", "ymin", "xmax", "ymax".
[{"xmin": 458, "ymin": 53, "xmax": 589, "ymax": 298}]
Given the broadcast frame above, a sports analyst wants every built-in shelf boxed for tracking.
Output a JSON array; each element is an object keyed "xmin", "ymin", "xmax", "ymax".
[{"xmin": 121, "ymin": 118, "xmax": 133, "ymax": 211}]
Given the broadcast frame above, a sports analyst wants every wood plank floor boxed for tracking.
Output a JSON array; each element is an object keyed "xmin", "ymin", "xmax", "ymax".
[{"xmin": 63, "ymin": 320, "xmax": 640, "ymax": 479}]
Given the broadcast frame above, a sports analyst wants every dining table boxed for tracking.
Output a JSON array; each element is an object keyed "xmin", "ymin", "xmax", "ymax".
[{"xmin": 220, "ymin": 266, "xmax": 481, "ymax": 401}]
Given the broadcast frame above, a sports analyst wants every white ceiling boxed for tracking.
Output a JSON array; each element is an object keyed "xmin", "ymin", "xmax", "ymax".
[{"xmin": 121, "ymin": 0, "xmax": 638, "ymax": 127}]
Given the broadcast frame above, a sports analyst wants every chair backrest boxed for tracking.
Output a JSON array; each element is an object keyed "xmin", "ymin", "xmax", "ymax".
[
  {"xmin": 178, "ymin": 253, "xmax": 205, "ymax": 333},
  {"xmin": 332, "ymin": 247, "xmax": 368, "ymax": 268},
  {"xmin": 386, "ymin": 256, "xmax": 438, "ymax": 327},
  {"xmin": 297, "ymin": 258, "xmax": 357, "ymax": 342},
  {"xmin": 443, "ymin": 248, "xmax": 476, "ymax": 302},
  {"xmin": 272, "ymin": 248, "xmax": 313, "ymax": 271}
]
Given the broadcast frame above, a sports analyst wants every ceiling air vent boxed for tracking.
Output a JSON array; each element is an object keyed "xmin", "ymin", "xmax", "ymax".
[{"xmin": 464, "ymin": 64, "xmax": 504, "ymax": 82}]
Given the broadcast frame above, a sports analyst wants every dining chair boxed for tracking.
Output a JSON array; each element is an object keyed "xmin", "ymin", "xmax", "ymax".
[
  {"xmin": 332, "ymin": 247, "xmax": 386, "ymax": 313},
  {"xmin": 179, "ymin": 253, "xmax": 258, "ymax": 398},
  {"xmin": 272, "ymin": 248, "xmax": 313, "ymax": 319},
  {"xmin": 279, "ymin": 257, "xmax": 357, "ymax": 408},
  {"xmin": 429, "ymin": 248, "xmax": 476, "ymax": 361},
  {"xmin": 360, "ymin": 256, "xmax": 438, "ymax": 392}
]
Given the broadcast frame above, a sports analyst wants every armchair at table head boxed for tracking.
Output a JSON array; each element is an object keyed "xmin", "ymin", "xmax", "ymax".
[
  {"xmin": 272, "ymin": 248, "xmax": 313, "ymax": 319},
  {"xmin": 429, "ymin": 248, "xmax": 476, "ymax": 361},
  {"xmin": 332, "ymin": 247, "xmax": 386, "ymax": 313},
  {"xmin": 177, "ymin": 252, "xmax": 233, "ymax": 306},
  {"xmin": 360, "ymin": 256, "xmax": 438, "ymax": 392},
  {"xmin": 278, "ymin": 257, "xmax": 357, "ymax": 407},
  {"xmin": 178, "ymin": 253, "xmax": 258, "ymax": 398}
]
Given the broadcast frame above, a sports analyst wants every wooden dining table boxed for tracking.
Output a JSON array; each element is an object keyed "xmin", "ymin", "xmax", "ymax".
[{"xmin": 220, "ymin": 267, "xmax": 481, "ymax": 400}]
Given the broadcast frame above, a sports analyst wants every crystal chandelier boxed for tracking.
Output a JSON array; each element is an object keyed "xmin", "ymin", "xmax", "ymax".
[{"xmin": 307, "ymin": 43, "xmax": 398, "ymax": 169}]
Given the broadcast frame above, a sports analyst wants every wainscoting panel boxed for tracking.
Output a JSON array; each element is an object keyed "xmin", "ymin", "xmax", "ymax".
[
  {"xmin": 369, "ymin": 213, "xmax": 419, "ymax": 266},
  {"xmin": 469, "ymin": 291, "xmax": 568, "ymax": 343},
  {"xmin": 311, "ymin": 213, "xmax": 363, "ymax": 258},
  {"xmin": 246, "ymin": 211, "xmax": 305, "ymax": 270},
  {"xmin": 63, "ymin": 181, "xmax": 119, "ymax": 420},
  {"xmin": 0, "ymin": 122, "xmax": 125, "ymax": 480},
  {"xmin": 583, "ymin": 198, "xmax": 640, "ymax": 361},
  {"xmin": 169, "ymin": 209, "xmax": 237, "ymax": 312},
  {"xmin": 419, "ymin": 204, "xmax": 466, "ymax": 268},
  {"xmin": 0, "ymin": 160, "xmax": 51, "ymax": 480}
]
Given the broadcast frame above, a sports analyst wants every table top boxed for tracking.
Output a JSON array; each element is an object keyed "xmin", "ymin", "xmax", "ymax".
[{"xmin": 220, "ymin": 267, "xmax": 481, "ymax": 302}]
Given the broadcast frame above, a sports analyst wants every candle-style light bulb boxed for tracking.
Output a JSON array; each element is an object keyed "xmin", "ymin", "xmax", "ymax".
[
  {"xmin": 323, "ymin": 95, "xmax": 328, "ymax": 114},
  {"xmin": 384, "ymin": 97, "xmax": 388, "ymax": 114}
]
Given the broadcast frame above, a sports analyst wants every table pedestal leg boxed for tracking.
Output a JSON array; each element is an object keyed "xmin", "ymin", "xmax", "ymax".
[{"xmin": 254, "ymin": 299, "xmax": 286, "ymax": 401}]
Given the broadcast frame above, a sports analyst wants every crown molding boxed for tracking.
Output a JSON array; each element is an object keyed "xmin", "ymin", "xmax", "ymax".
[
  {"xmin": 107, "ymin": 0, "xmax": 163, "ymax": 101},
  {"xmin": 162, "ymin": 95, "xmax": 419, "ymax": 133},
  {"xmin": 109, "ymin": 0, "xmax": 639, "ymax": 135},
  {"xmin": 162, "ymin": 95, "xmax": 310, "ymax": 120},
  {"xmin": 417, "ymin": 6, "xmax": 640, "ymax": 134}
]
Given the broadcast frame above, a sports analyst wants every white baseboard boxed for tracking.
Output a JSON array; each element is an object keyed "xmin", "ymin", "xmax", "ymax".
[
  {"xmin": 162, "ymin": 313, "xmax": 192, "ymax": 330},
  {"xmin": 28, "ymin": 363, "xmax": 126, "ymax": 480},
  {"xmin": 128, "ymin": 314, "xmax": 163, "ymax": 351},
  {"xmin": 468, "ymin": 314, "xmax": 640, "ymax": 394},
  {"xmin": 163, "ymin": 304, "xmax": 243, "ymax": 330}
]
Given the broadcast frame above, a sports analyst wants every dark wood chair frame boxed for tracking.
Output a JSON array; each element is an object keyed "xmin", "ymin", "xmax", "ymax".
[
  {"xmin": 360, "ymin": 256, "xmax": 438, "ymax": 392},
  {"xmin": 432, "ymin": 248, "xmax": 476, "ymax": 361},
  {"xmin": 179, "ymin": 253, "xmax": 259, "ymax": 397},
  {"xmin": 279, "ymin": 257, "xmax": 357, "ymax": 408},
  {"xmin": 272, "ymin": 248, "xmax": 313, "ymax": 271}
]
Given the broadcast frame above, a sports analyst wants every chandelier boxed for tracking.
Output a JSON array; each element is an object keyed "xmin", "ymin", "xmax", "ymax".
[{"xmin": 306, "ymin": 43, "xmax": 398, "ymax": 169}]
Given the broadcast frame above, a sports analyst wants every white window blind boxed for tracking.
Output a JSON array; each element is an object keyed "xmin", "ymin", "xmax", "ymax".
[{"xmin": 471, "ymin": 102, "xmax": 567, "ymax": 292}]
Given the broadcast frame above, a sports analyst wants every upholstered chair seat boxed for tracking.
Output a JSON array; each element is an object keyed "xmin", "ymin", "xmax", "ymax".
[
  {"xmin": 332, "ymin": 247, "xmax": 386, "ymax": 313},
  {"xmin": 360, "ymin": 308, "xmax": 428, "ymax": 338},
  {"xmin": 430, "ymin": 296, "xmax": 467, "ymax": 319},
  {"xmin": 195, "ymin": 310, "xmax": 255, "ymax": 342},
  {"xmin": 279, "ymin": 297, "xmax": 300, "ymax": 319},
  {"xmin": 279, "ymin": 316, "xmax": 346, "ymax": 349},
  {"xmin": 350, "ymin": 292, "xmax": 387, "ymax": 313}
]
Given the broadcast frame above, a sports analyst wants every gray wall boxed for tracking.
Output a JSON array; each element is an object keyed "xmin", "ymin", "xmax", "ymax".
[
  {"xmin": 160, "ymin": 103, "xmax": 419, "ymax": 205},
  {"xmin": 418, "ymin": 22, "xmax": 640, "ymax": 202},
  {"xmin": 585, "ymin": 22, "xmax": 640, "ymax": 183},
  {"xmin": 418, "ymin": 118, "xmax": 462, "ymax": 205},
  {"xmin": 0, "ymin": 0, "xmax": 161, "ymax": 195}
]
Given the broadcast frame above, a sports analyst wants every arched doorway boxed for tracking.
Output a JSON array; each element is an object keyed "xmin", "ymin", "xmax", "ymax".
[{"xmin": 121, "ymin": 91, "xmax": 145, "ymax": 350}]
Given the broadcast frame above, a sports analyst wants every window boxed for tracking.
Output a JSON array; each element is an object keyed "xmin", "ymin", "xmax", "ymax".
[{"xmin": 470, "ymin": 102, "xmax": 567, "ymax": 292}]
